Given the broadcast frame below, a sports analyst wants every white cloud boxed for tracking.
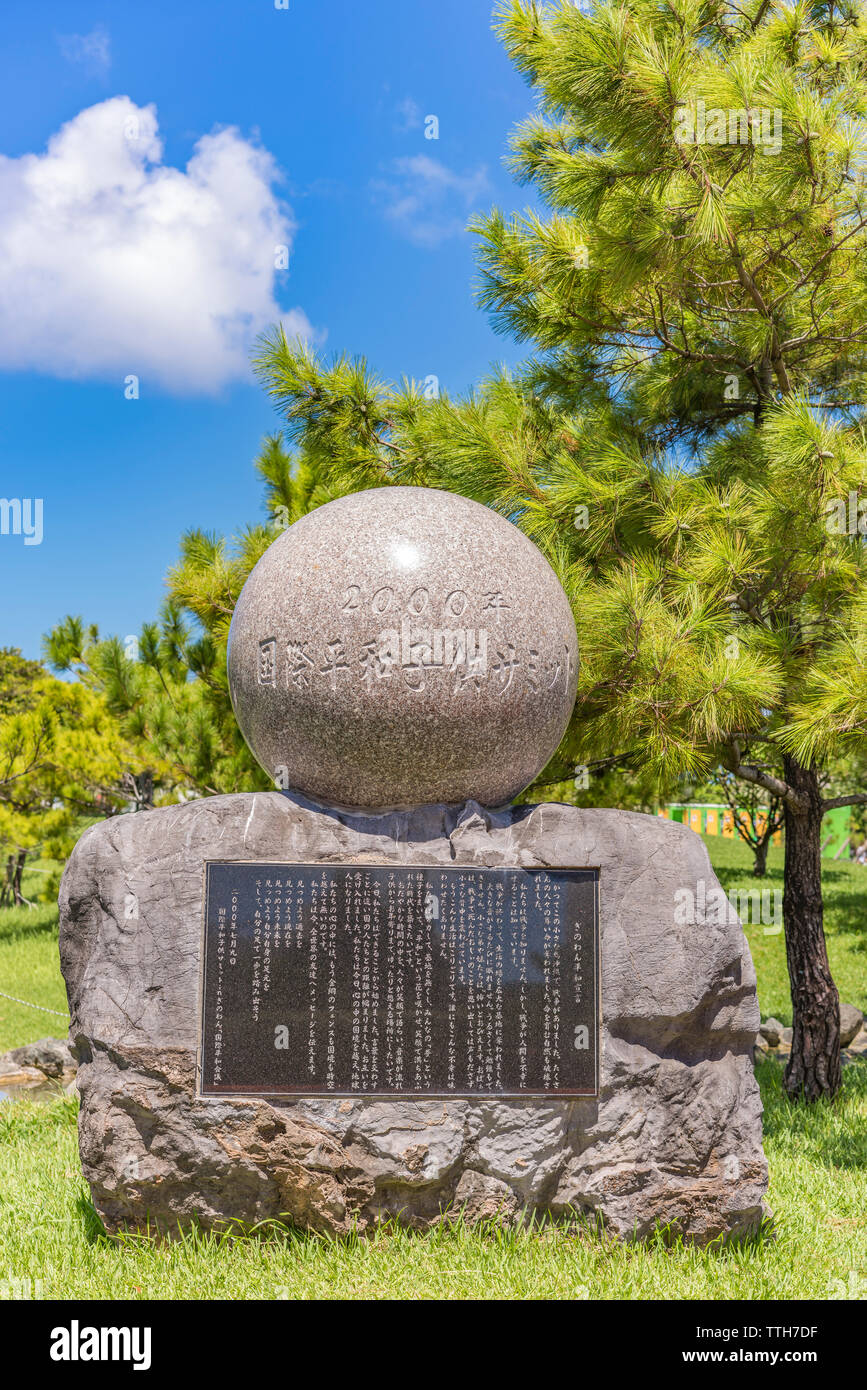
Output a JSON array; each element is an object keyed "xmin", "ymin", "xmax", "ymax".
[
  {"xmin": 57, "ymin": 25, "xmax": 112, "ymax": 75},
  {"xmin": 371, "ymin": 155, "xmax": 490, "ymax": 249},
  {"xmin": 0, "ymin": 97, "xmax": 313, "ymax": 393},
  {"xmin": 393, "ymin": 98, "xmax": 422, "ymax": 133}
]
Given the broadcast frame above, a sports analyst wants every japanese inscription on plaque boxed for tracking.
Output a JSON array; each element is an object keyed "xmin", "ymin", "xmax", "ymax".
[{"xmin": 199, "ymin": 862, "xmax": 599, "ymax": 1098}]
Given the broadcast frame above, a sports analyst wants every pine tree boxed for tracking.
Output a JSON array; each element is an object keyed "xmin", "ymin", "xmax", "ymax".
[{"xmin": 251, "ymin": 0, "xmax": 867, "ymax": 1101}]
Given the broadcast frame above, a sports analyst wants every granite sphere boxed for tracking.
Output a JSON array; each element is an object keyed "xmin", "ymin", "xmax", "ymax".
[{"xmin": 227, "ymin": 486, "xmax": 578, "ymax": 808}]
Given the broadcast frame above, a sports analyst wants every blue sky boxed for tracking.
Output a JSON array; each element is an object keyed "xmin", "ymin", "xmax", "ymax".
[{"xmin": 0, "ymin": 0, "xmax": 538, "ymax": 660}]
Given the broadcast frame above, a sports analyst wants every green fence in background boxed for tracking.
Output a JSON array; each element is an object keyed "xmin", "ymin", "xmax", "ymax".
[{"xmin": 660, "ymin": 803, "xmax": 853, "ymax": 860}]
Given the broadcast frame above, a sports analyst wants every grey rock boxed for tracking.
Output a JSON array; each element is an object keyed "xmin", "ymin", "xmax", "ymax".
[
  {"xmin": 846, "ymin": 1029, "xmax": 867, "ymax": 1057},
  {"xmin": 1, "ymin": 1036, "xmax": 76, "ymax": 1079},
  {"xmin": 451, "ymin": 1170, "xmax": 520, "ymax": 1224},
  {"xmin": 759, "ymin": 1018, "xmax": 785, "ymax": 1047},
  {"xmin": 59, "ymin": 791, "xmax": 768, "ymax": 1245},
  {"xmin": 0, "ymin": 1063, "xmax": 46, "ymax": 1087},
  {"xmin": 839, "ymin": 1004, "xmax": 864, "ymax": 1048},
  {"xmin": 227, "ymin": 487, "xmax": 579, "ymax": 809},
  {"xmin": 780, "ymin": 1027, "xmax": 793, "ymax": 1046}
]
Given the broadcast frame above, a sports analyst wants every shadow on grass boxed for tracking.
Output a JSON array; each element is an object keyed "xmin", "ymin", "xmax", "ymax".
[
  {"xmin": 712, "ymin": 864, "xmax": 784, "ymax": 891},
  {"xmin": 0, "ymin": 903, "xmax": 60, "ymax": 944},
  {"xmin": 758, "ymin": 1056, "xmax": 867, "ymax": 1170},
  {"xmin": 80, "ymin": 1203, "xmax": 777, "ymax": 1266},
  {"xmin": 709, "ymin": 857, "xmax": 866, "ymax": 944},
  {"xmin": 76, "ymin": 1191, "xmax": 109, "ymax": 1245},
  {"xmin": 822, "ymin": 884, "xmax": 867, "ymax": 948}
]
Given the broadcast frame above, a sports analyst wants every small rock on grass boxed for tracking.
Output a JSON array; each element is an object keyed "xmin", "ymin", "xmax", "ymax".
[
  {"xmin": 0, "ymin": 1063, "xmax": 47, "ymax": 1087},
  {"xmin": 759, "ymin": 1017, "xmax": 785, "ymax": 1047},
  {"xmin": 839, "ymin": 1004, "xmax": 864, "ymax": 1049},
  {"xmin": 0, "ymin": 1037, "xmax": 75, "ymax": 1080}
]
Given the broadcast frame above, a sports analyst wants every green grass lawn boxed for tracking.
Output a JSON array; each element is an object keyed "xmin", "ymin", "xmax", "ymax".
[
  {"xmin": 0, "ymin": 856, "xmax": 69, "ymax": 1053},
  {"xmin": 706, "ymin": 833, "xmax": 867, "ymax": 1024},
  {"xmin": 0, "ymin": 834, "xmax": 864, "ymax": 1300},
  {"xmin": 0, "ymin": 903, "xmax": 69, "ymax": 1053}
]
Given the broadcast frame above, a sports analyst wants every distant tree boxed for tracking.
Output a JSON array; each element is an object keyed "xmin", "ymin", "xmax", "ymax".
[
  {"xmin": 715, "ymin": 765, "xmax": 785, "ymax": 878},
  {"xmin": 0, "ymin": 664, "xmax": 149, "ymax": 902},
  {"xmin": 0, "ymin": 648, "xmax": 43, "ymax": 718}
]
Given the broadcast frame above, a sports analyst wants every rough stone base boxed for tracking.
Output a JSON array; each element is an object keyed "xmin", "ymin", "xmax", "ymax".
[{"xmin": 59, "ymin": 792, "xmax": 769, "ymax": 1243}]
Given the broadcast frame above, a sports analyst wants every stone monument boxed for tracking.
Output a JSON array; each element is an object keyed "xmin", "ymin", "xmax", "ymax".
[
  {"xmin": 60, "ymin": 486, "xmax": 768, "ymax": 1242},
  {"xmin": 226, "ymin": 486, "xmax": 579, "ymax": 808}
]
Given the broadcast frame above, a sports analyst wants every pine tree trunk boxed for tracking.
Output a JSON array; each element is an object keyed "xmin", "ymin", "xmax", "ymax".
[
  {"xmin": 752, "ymin": 837, "xmax": 769, "ymax": 877},
  {"xmin": 0, "ymin": 854, "xmax": 12, "ymax": 907},
  {"xmin": 11, "ymin": 849, "xmax": 29, "ymax": 907},
  {"xmin": 782, "ymin": 755, "xmax": 841, "ymax": 1101}
]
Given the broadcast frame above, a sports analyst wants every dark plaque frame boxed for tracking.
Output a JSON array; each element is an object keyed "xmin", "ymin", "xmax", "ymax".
[{"xmin": 198, "ymin": 860, "xmax": 600, "ymax": 1099}]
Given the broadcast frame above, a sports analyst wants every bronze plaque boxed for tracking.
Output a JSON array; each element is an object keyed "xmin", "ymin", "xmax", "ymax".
[{"xmin": 199, "ymin": 862, "xmax": 599, "ymax": 1098}]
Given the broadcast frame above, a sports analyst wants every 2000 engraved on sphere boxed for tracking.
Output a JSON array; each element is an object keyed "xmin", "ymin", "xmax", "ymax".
[{"xmin": 227, "ymin": 487, "xmax": 579, "ymax": 808}]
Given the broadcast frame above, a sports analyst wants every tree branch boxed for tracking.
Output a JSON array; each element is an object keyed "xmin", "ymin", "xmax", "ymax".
[
  {"xmin": 822, "ymin": 793, "xmax": 867, "ymax": 812},
  {"xmin": 726, "ymin": 741, "xmax": 805, "ymax": 811}
]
